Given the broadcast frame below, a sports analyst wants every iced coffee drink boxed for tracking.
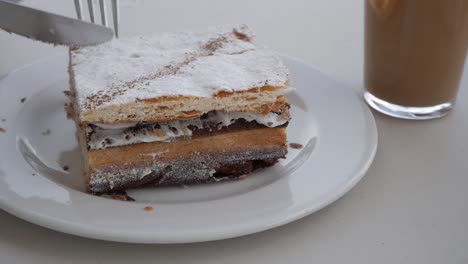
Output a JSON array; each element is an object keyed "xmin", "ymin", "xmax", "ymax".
[{"xmin": 364, "ymin": 0, "xmax": 468, "ymax": 119}]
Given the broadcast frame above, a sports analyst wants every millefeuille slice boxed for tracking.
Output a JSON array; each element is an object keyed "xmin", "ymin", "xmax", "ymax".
[{"xmin": 67, "ymin": 25, "xmax": 292, "ymax": 194}]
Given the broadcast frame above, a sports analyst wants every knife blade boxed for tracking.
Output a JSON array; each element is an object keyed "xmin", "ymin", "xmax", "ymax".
[{"xmin": 0, "ymin": 0, "xmax": 114, "ymax": 46}]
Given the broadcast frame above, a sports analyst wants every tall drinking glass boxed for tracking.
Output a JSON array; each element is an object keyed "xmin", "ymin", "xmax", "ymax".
[{"xmin": 364, "ymin": 0, "xmax": 468, "ymax": 120}]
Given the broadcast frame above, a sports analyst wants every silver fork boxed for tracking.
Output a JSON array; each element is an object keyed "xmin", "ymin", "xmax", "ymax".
[{"xmin": 74, "ymin": 0, "xmax": 119, "ymax": 38}]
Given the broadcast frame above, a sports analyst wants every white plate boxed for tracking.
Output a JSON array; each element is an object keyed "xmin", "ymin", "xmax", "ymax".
[{"xmin": 0, "ymin": 54, "xmax": 377, "ymax": 244}]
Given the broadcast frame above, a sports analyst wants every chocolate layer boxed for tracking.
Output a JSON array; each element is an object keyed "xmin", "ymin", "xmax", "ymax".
[{"xmin": 89, "ymin": 147, "xmax": 286, "ymax": 194}]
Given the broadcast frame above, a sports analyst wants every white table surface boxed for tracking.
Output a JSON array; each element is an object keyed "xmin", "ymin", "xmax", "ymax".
[{"xmin": 1, "ymin": 0, "xmax": 468, "ymax": 263}]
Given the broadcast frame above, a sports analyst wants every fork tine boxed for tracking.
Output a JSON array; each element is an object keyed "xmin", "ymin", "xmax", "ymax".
[
  {"xmin": 74, "ymin": 0, "xmax": 83, "ymax": 20},
  {"xmin": 111, "ymin": 0, "xmax": 119, "ymax": 38},
  {"xmin": 87, "ymin": 0, "xmax": 96, "ymax": 23},
  {"xmin": 99, "ymin": 0, "xmax": 107, "ymax": 26}
]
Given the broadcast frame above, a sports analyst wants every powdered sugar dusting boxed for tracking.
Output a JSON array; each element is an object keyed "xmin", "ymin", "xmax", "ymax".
[{"xmin": 71, "ymin": 25, "xmax": 290, "ymax": 111}]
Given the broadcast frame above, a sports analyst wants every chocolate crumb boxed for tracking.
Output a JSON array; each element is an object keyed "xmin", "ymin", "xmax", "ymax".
[
  {"xmin": 110, "ymin": 191, "xmax": 136, "ymax": 202},
  {"xmin": 20, "ymin": 97, "xmax": 26, "ymax": 103},
  {"xmin": 0, "ymin": 127, "xmax": 5, "ymax": 133},
  {"xmin": 63, "ymin": 91, "xmax": 71, "ymax": 96},
  {"xmin": 169, "ymin": 126, "xmax": 178, "ymax": 134},
  {"xmin": 1, "ymin": 119, "xmax": 5, "ymax": 122},
  {"xmin": 289, "ymin": 143, "xmax": 303, "ymax": 149},
  {"xmin": 62, "ymin": 165, "xmax": 69, "ymax": 171},
  {"xmin": 144, "ymin": 206, "xmax": 154, "ymax": 212},
  {"xmin": 41, "ymin": 129, "xmax": 51, "ymax": 136},
  {"xmin": 32, "ymin": 173, "xmax": 36, "ymax": 176}
]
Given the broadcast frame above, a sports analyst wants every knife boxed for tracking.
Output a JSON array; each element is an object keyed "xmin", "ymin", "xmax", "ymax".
[{"xmin": 0, "ymin": 0, "xmax": 114, "ymax": 46}]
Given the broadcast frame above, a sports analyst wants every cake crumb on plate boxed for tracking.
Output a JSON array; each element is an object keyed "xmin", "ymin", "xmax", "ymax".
[
  {"xmin": 108, "ymin": 191, "xmax": 136, "ymax": 202},
  {"xmin": 42, "ymin": 129, "xmax": 51, "ymax": 135},
  {"xmin": 289, "ymin": 143, "xmax": 303, "ymax": 149}
]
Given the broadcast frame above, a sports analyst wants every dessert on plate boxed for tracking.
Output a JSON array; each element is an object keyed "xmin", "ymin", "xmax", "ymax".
[{"xmin": 66, "ymin": 25, "xmax": 292, "ymax": 194}]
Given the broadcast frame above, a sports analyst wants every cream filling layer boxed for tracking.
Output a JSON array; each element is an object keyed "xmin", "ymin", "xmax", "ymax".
[{"xmin": 87, "ymin": 110, "xmax": 288, "ymax": 150}]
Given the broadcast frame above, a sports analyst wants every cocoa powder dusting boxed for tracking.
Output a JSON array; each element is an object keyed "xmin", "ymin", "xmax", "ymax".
[{"xmin": 233, "ymin": 29, "xmax": 251, "ymax": 41}]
